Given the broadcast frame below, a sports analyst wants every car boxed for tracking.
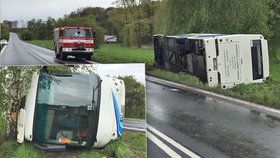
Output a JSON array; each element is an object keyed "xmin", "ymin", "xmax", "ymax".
[{"xmin": 0, "ymin": 39, "xmax": 8, "ymax": 45}]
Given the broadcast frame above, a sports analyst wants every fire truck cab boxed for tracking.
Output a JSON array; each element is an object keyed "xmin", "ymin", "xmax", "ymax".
[{"xmin": 54, "ymin": 27, "xmax": 94, "ymax": 60}]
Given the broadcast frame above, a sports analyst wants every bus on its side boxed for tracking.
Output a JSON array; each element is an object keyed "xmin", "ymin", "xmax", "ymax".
[
  {"xmin": 17, "ymin": 71, "xmax": 125, "ymax": 151},
  {"xmin": 154, "ymin": 34, "xmax": 269, "ymax": 89}
]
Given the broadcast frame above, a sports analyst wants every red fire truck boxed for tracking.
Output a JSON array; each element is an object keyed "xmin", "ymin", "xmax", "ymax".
[{"xmin": 54, "ymin": 27, "xmax": 94, "ymax": 60}]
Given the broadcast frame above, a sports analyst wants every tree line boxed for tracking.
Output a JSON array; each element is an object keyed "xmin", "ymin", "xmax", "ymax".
[
  {"xmin": 17, "ymin": 1, "xmax": 159, "ymax": 48},
  {"xmin": 155, "ymin": 0, "xmax": 280, "ymax": 58},
  {"xmin": 1, "ymin": 0, "xmax": 279, "ymax": 57}
]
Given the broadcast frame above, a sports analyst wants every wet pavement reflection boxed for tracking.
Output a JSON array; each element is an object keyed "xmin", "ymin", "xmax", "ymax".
[{"xmin": 147, "ymin": 81, "xmax": 280, "ymax": 158}]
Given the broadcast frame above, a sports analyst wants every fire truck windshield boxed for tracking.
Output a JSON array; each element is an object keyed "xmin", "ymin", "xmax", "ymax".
[{"xmin": 64, "ymin": 29, "xmax": 92, "ymax": 38}]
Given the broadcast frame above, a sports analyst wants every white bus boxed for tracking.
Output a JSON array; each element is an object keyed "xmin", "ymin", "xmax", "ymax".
[
  {"xmin": 154, "ymin": 34, "xmax": 270, "ymax": 89},
  {"xmin": 17, "ymin": 70, "xmax": 125, "ymax": 151}
]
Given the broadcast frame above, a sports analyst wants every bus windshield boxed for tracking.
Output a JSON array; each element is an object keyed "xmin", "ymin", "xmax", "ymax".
[
  {"xmin": 34, "ymin": 72, "xmax": 100, "ymax": 146},
  {"xmin": 63, "ymin": 29, "xmax": 92, "ymax": 38},
  {"xmin": 37, "ymin": 72, "xmax": 99, "ymax": 107}
]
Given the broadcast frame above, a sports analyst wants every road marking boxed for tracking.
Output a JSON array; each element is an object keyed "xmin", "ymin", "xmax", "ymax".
[
  {"xmin": 18, "ymin": 42, "xmax": 51, "ymax": 65},
  {"xmin": 147, "ymin": 130, "xmax": 182, "ymax": 158},
  {"xmin": 0, "ymin": 45, "xmax": 7, "ymax": 54},
  {"xmin": 0, "ymin": 45, "xmax": 7, "ymax": 65},
  {"xmin": 147, "ymin": 124, "xmax": 201, "ymax": 158},
  {"xmin": 123, "ymin": 126, "xmax": 146, "ymax": 132}
]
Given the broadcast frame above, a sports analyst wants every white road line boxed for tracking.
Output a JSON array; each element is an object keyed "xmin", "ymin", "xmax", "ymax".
[
  {"xmin": 0, "ymin": 45, "xmax": 7, "ymax": 54},
  {"xmin": 123, "ymin": 126, "xmax": 146, "ymax": 132},
  {"xmin": 147, "ymin": 124, "xmax": 201, "ymax": 158},
  {"xmin": 147, "ymin": 131, "xmax": 182, "ymax": 158},
  {"xmin": 18, "ymin": 42, "xmax": 51, "ymax": 65},
  {"xmin": 0, "ymin": 45, "xmax": 7, "ymax": 65}
]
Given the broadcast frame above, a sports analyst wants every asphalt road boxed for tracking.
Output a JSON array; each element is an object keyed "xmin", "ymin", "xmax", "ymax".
[
  {"xmin": 0, "ymin": 33, "xmax": 93, "ymax": 66},
  {"xmin": 146, "ymin": 80, "xmax": 280, "ymax": 158},
  {"xmin": 124, "ymin": 118, "xmax": 146, "ymax": 132}
]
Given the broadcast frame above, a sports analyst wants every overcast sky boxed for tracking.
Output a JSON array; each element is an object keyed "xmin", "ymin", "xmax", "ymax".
[
  {"xmin": 78, "ymin": 64, "xmax": 146, "ymax": 86},
  {"xmin": 0, "ymin": 0, "xmax": 116, "ymax": 22}
]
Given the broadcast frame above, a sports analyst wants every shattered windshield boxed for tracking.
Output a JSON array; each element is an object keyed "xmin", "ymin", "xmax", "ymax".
[{"xmin": 64, "ymin": 29, "xmax": 92, "ymax": 38}]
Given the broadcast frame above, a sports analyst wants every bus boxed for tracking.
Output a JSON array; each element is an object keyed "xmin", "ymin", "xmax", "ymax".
[
  {"xmin": 154, "ymin": 34, "xmax": 270, "ymax": 89},
  {"xmin": 17, "ymin": 70, "xmax": 125, "ymax": 151}
]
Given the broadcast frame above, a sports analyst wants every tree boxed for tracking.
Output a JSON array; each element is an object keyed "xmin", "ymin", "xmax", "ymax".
[
  {"xmin": 0, "ymin": 23, "xmax": 10, "ymax": 40},
  {"xmin": 109, "ymin": 0, "xmax": 156, "ymax": 47},
  {"xmin": 20, "ymin": 29, "xmax": 33, "ymax": 41},
  {"xmin": 118, "ymin": 76, "xmax": 145, "ymax": 119},
  {"xmin": 0, "ymin": 66, "xmax": 72, "ymax": 139}
]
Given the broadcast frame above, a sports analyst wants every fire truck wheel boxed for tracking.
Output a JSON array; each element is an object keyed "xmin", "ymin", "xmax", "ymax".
[
  {"xmin": 85, "ymin": 55, "xmax": 91, "ymax": 61},
  {"xmin": 61, "ymin": 52, "xmax": 67, "ymax": 60}
]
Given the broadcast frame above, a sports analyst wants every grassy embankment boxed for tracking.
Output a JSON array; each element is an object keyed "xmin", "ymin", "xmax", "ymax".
[
  {"xmin": 28, "ymin": 40, "xmax": 54, "ymax": 50},
  {"xmin": 0, "ymin": 132, "xmax": 146, "ymax": 158},
  {"xmin": 29, "ymin": 40, "xmax": 280, "ymax": 109}
]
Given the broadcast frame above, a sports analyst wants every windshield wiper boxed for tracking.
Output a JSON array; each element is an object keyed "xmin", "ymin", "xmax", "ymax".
[
  {"xmin": 91, "ymin": 80, "xmax": 102, "ymax": 110},
  {"xmin": 46, "ymin": 104, "xmax": 87, "ymax": 110}
]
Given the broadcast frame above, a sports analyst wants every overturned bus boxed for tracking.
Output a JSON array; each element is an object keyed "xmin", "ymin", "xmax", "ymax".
[
  {"xmin": 154, "ymin": 34, "xmax": 270, "ymax": 89},
  {"xmin": 17, "ymin": 70, "xmax": 125, "ymax": 151}
]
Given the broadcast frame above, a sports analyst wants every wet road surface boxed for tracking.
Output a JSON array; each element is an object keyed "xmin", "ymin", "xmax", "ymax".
[
  {"xmin": 0, "ymin": 33, "xmax": 92, "ymax": 66},
  {"xmin": 146, "ymin": 80, "xmax": 280, "ymax": 158}
]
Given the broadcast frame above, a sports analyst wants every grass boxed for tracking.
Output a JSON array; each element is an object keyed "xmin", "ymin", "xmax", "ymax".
[
  {"xmin": 94, "ymin": 44, "xmax": 154, "ymax": 65},
  {"xmin": 0, "ymin": 132, "xmax": 146, "ymax": 158},
  {"xmin": 0, "ymin": 141, "xmax": 52, "ymax": 158},
  {"xmin": 28, "ymin": 40, "xmax": 54, "ymax": 50},
  {"xmin": 81, "ymin": 132, "xmax": 146, "ymax": 158}
]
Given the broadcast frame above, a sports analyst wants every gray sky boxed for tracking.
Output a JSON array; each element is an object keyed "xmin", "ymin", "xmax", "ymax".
[
  {"xmin": 0, "ymin": 0, "xmax": 116, "ymax": 22},
  {"xmin": 78, "ymin": 64, "xmax": 146, "ymax": 86}
]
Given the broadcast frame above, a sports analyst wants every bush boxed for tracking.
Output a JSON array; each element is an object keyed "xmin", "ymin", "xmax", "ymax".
[
  {"xmin": 20, "ymin": 30, "xmax": 33, "ymax": 41},
  {"xmin": 118, "ymin": 76, "xmax": 145, "ymax": 119}
]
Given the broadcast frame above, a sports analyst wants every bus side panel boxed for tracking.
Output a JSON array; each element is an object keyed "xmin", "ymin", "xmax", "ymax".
[
  {"xmin": 94, "ymin": 78, "xmax": 117, "ymax": 148},
  {"xmin": 262, "ymin": 39, "xmax": 270, "ymax": 80},
  {"xmin": 204, "ymin": 39, "xmax": 219, "ymax": 87},
  {"xmin": 24, "ymin": 73, "xmax": 40, "ymax": 141}
]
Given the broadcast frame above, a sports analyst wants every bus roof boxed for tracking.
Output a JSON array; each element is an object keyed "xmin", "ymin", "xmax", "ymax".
[{"xmin": 54, "ymin": 26, "xmax": 93, "ymax": 31}]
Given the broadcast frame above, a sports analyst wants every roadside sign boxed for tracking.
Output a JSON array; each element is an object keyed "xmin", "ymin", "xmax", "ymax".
[{"xmin": 104, "ymin": 35, "xmax": 117, "ymax": 43}]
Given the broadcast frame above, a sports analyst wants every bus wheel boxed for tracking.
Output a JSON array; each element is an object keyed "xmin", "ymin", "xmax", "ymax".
[{"xmin": 59, "ymin": 48, "xmax": 67, "ymax": 60}]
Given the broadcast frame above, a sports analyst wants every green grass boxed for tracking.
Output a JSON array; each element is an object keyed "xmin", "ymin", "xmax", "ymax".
[
  {"xmin": 80, "ymin": 132, "xmax": 146, "ymax": 158},
  {"xmin": 28, "ymin": 40, "xmax": 54, "ymax": 50},
  {"xmin": 0, "ymin": 132, "xmax": 146, "ymax": 158},
  {"xmin": 94, "ymin": 44, "xmax": 154, "ymax": 65},
  {"xmin": 0, "ymin": 141, "xmax": 52, "ymax": 158}
]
